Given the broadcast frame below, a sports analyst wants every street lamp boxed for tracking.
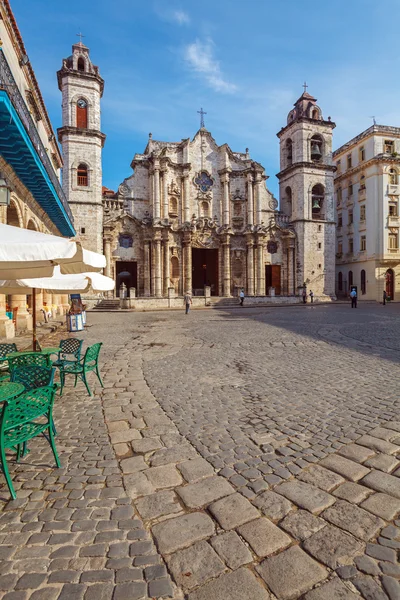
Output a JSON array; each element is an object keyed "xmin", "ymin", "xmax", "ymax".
[{"xmin": 0, "ymin": 175, "xmax": 11, "ymax": 206}]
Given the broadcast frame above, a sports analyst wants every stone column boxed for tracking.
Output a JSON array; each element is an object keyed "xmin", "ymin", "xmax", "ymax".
[
  {"xmin": 0, "ymin": 294, "xmax": 14, "ymax": 338},
  {"xmin": 183, "ymin": 173, "xmax": 190, "ymax": 223},
  {"xmin": 10, "ymin": 294, "xmax": 32, "ymax": 330},
  {"xmin": 221, "ymin": 173, "xmax": 230, "ymax": 226},
  {"xmin": 163, "ymin": 236, "xmax": 170, "ymax": 297},
  {"xmin": 162, "ymin": 171, "xmax": 169, "ymax": 220},
  {"xmin": 150, "ymin": 242, "xmax": 155, "ymax": 296},
  {"xmin": 255, "ymin": 240, "xmax": 265, "ymax": 296},
  {"xmin": 61, "ymin": 294, "xmax": 70, "ymax": 315},
  {"xmin": 154, "ymin": 164, "xmax": 161, "ymax": 220},
  {"xmin": 143, "ymin": 241, "xmax": 151, "ymax": 297},
  {"xmin": 35, "ymin": 290, "xmax": 44, "ymax": 321},
  {"xmin": 183, "ymin": 233, "xmax": 192, "ymax": 294},
  {"xmin": 104, "ymin": 237, "xmax": 112, "ymax": 278},
  {"xmin": 254, "ymin": 172, "xmax": 262, "ymax": 225},
  {"xmin": 247, "ymin": 173, "xmax": 254, "ymax": 226},
  {"xmin": 222, "ymin": 236, "xmax": 231, "ymax": 297},
  {"xmin": 246, "ymin": 238, "xmax": 255, "ymax": 296},
  {"xmin": 154, "ymin": 234, "xmax": 162, "ymax": 298}
]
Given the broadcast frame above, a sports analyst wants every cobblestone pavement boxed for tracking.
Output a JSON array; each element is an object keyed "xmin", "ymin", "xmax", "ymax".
[{"xmin": 2, "ymin": 303, "xmax": 400, "ymax": 599}]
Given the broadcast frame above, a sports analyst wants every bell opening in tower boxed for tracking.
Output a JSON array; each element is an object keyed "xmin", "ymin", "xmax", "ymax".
[{"xmin": 192, "ymin": 248, "xmax": 219, "ymax": 296}]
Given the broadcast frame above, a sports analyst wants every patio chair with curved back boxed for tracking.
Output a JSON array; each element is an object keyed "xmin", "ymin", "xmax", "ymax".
[
  {"xmin": 52, "ymin": 338, "xmax": 83, "ymax": 370},
  {"xmin": 59, "ymin": 342, "xmax": 103, "ymax": 397},
  {"xmin": 0, "ymin": 384, "xmax": 61, "ymax": 499},
  {"xmin": 8, "ymin": 352, "xmax": 48, "ymax": 374},
  {"xmin": 0, "ymin": 343, "xmax": 17, "ymax": 383}
]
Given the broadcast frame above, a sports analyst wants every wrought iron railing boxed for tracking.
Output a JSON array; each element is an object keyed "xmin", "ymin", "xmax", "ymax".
[{"xmin": 0, "ymin": 49, "xmax": 73, "ymax": 224}]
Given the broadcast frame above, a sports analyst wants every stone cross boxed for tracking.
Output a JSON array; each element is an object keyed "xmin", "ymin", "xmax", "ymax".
[
  {"xmin": 76, "ymin": 32, "xmax": 85, "ymax": 44},
  {"xmin": 197, "ymin": 108, "xmax": 207, "ymax": 128}
]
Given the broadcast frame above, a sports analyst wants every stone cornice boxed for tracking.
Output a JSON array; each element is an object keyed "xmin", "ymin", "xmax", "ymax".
[
  {"xmin": 57, "ymin": 67, "xmax": 105, "ymax": 96},
  {"xmin": 277, "ymin": 117, "xmax": 336, "ymax": 138},
  {"xmin": 335, "ymin": 155, "xmax": 400, "ymax": 184},
  {"xmin": 57, "ymin": 126, "xmax": 106, "ymax": 147},
  {"xmin": 276, "ymin": 162, "xmax": 336, "ymax": 180}
]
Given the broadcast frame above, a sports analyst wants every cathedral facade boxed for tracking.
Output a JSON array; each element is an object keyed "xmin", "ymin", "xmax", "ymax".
[{"xmin": 58, "ymin": 43, "xmax": 336, "ymax": 302}]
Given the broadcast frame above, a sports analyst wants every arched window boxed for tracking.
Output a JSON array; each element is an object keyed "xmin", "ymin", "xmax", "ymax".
[
  {"xmin": 76, "ymin": 98, "xmax": 88, "ymax": 128},
  {"xmin": 310, "ymin": 134, "xmax": 323, "ymax": 162},
  {"xmin": 77, "ymin": 57, "xmax": 85, "ymax": 72},
  {"xmin": 6, "ymin": 201, "xmax": 20, "ymax": 227},
  {"xmin": 312, "ymin": 109, "xmax": 319, "ymax": 120},
  {"xmin": 361, "ymin": 269, "xmax": 366, "ymax": 294},
  {"xmin": 283, "ymin": 186, "xmax": 292, "ymax": 217},
  {"xmin": 389, "ymin": 168, "xmax": 398, "ymax": 185},
  {"xmin": 338, "ymin": 271, "xmax": 343, "ymax": 291},
  {"xmin": 77, "ymin": 164, "xmax": 88, "ymax": 186},
  {"xmin": 171, "ymin": 256, "xmax": 179, "ymax": 278},
  {"xmin": 386, "ymin": 268, "xmax": 394, "ymax": 299},
  {"xmin": 311, "ymin": 184, "xmax": 324, "ymax": 219},
  {"xmin": 169, "ymin": 197, "xmax": 178, "ymax": 216},
  {"xmin": 27, "ymin": 220, "xmax": 38, "ymax": 231},
  {"xmin": 201, "ymin": 201, "xmax": 209, "ymax": 217},
  {"xmin": 348, "ymin": 270, "xmax": 353, "ymax": 289},
  {"xmin": 286, "ymin": 139, "xmax": 293, "ymax": 166}
]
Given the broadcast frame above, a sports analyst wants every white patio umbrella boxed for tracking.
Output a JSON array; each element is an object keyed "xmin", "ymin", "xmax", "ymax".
[
  {"xmin": 0, "ymin": 223, "xmax": 106, "ymax": 279},
  {"xmin": 0, "ymin": 253, "xmax": 113, "ymax": 350}
]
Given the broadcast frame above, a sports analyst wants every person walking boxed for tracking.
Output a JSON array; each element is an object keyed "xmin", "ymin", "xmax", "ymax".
[
  {"xmin": 309, "ymin": 290, "xmax": 314, "ymax": 303},
  {"xmin": 184, "ymin": 291, "xmax": 192, "ymax": 314},
  {"xmin": 239, "ymin": 288, "xmax": 245, "ymax": 306},
  {"xmin": 350, "ymin": 288, "xmax": 357, "ymax": 308},
  {"xmin": 383, "ymin": 289, "xmax": 387, "ymax": 306},
  {"xmin": 302, "ymin": 288, "xmax": 307, "ymax": 304}
]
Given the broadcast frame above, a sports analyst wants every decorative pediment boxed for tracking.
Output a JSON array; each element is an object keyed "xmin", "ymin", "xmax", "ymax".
[{"xmin": 231, "ymin": 188, "xmax": 245, "ymax": 202}]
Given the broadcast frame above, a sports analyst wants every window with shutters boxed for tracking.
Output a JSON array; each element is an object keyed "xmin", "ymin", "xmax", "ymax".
[{"xmin": 76, "ymin": 98, "xmax": 88, "ymax": 129}]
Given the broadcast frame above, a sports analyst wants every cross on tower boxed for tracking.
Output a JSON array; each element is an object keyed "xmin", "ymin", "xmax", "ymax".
[
  {"xmin": 303, "ymin": 81, "xmax": 308, "ymax": 93},
  {"xmin": 76, "ymin": 32, "xmax": 85, "ymax": 45},
  {"xmin": 197, "ymin": 107, "xmax": 207, "ymax": 129}
]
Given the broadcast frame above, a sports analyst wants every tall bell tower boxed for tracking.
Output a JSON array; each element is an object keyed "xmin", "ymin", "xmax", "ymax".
[
  {"xmin": 57, "ymin": 40, "xmax": 106, "ymax": 253},
  {"xmin": 277, "ymin": 89, "xmax": 336, "ymax": 297}
]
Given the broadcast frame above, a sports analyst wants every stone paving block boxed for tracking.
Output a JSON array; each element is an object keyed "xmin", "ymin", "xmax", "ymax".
[
  {"xmin": 148, "ymin": 578, "xmax": 174, "ymax": 598},
  {"xmin": 150, "ymin": 446, "xmax": 198, "ymax": 467},
  {"xmin": 124, "ymin": 472, "xmax": 155, "ymax": 499},
  {"xmin": 383, "ymin": 421, "xmax": 400, "ymax": 433},
  {"xmin": 144, "ymin": 564, "xmax": 167, "ymax": 580},
  {"xmin": 187, "ymin": 567, "xmax": 271, "ymax": 600},
  {"xmin": 14, "ymin": 573, "xmax": 46, "ymax": 590},
  {"xmin": 257, "ymin": 545, "xmax": 328, "ymax": 600},
  {"xmin": 253, "ymin": 490, "xmax": 293, "ymax": 521},
  {"xmin": 152, "ymin": 512, "xmax": 215, "ymax": 554},
  {"xmin": 320, "ymin": 454, "xmax": 370, "ymax": 482},
  {"xmin": 304, "ymin": 524, "xmax": 364, "ymax": 569},
  {"xmin": 354, "ymin": 554, "xmax": 381, "ymax": 576},
  {"xmin": 167, "ymin": 540, "xmax": 225, "ymax": 591},
  {"xmin": 298, "ymin": 465, "xmax": 345, "ymax": 492},
  {"xmin": 366, "ymin": 543, "xmax": 397, "ymax": 563},
  {"xmin": 210, "ymin": 531, "xmax": 253, "ymax": 569},
  {"xmin": 209, "ymin": 493, "xmax": 259, "ymax": 530},
  {"xmin": 353, "ymin": 576, "xmax": 389, "ymax": 600},
  {"xmin": 361, "ymin": 492, "xmax": 400, "ymax": 521},
  {"xmin": 84, "ymin": 583, "xmax": 115, "ymax": 600},
  {"xmin": 322, "ymin": 499, "xmax": 384, "ymax": 541},
  {"xmin": 237, "ymin": 517, "xmax": 291, "ymax": 558},
  {"xmin": 356, "ymin": 435, "xmax": 400, "ymax": 455},
  {"xmin": 177, "ymin": 476, "xmax": 235, "ymax": 509},
  {"xmin": 380, "ymin": 562, "xmax": 400, "ymax": 578},
  {"xmin": 304, "ymin": 577, "xmax": 360, "ymax": 599},
  {"xmin": 364, "ymin": 453, "xmax": 400, "ymax": 473},
  {"xmin": 383, "ymin": 575, "xmax": 400, "ymax": 600},
  {"xmin": 110, "ymin": 429, "xmax": 142, "ymax": 444},
  {"xmin": 144, "ymin": 464, "xmax": 183, "ymax": 489},
  {"xmin": 280, "ymin": 509, "xmax": 326, "ymax": 541},
  {"xmin": 113, "ymin": 581, "xmax": 147, "ymax": 600},
  {"xmin": 332, "ymin": 482, "xmax": 372, "ymax": 503},
  {"xmin": 120, "ymin": 456, "xmax": 147, "ymax": 474},
  {"xmin": 275, "ymin": 480, "xmax": 336, "ymax": 514},
  {"xmin": 135, "ymin": 490, "xmax": 182, "ymax": 521},
  {"xmin": 177, "ymin": 458, "xmax": 215, "ymax": 483},
  {"xmin": 361, "ymin": 470, "xmax": 400, "ymax": 499},
  {"xmin": 368, "ymin": 427, "xmax": 400, "ymax": 442}
]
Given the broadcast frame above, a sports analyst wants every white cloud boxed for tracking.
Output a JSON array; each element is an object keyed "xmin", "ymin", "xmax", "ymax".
[
  {"xmin": 184, "ymin": 38, "xmax": 237, "ymax": 93},
  {"xmin": 172, "ymin": 10, "xmax": 190, "ymax": 25}
]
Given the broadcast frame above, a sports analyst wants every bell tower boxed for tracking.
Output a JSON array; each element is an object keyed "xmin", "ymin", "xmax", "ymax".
[
  {"xmin": 57, "ymin": 40, "xmax": 106, "ymax": 253},
  {"xmin": 277, "ymin": 88, "xmax": 336, "ymax": 297}
]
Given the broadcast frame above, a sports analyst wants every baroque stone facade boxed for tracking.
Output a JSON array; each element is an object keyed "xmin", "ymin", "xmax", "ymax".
[{"xmin": 59, "ymin": 42, "xmax": 336, "ymax": 300}]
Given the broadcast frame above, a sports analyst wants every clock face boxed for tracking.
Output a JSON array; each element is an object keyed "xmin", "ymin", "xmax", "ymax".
[{"xmin": 77, "ymin": 99, "xmax": 87, "ymax": 108}]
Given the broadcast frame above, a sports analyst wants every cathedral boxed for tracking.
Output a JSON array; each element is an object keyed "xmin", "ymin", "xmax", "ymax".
[{"xmin": 58, "ymin": 42, "xmax": 336, "ymax": 303}]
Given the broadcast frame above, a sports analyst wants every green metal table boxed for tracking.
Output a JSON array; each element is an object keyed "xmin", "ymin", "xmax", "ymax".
[
  {"xmin": 7, "ymin": 348, "xmax": 60, "ymax": 366},
  {"xmin": 0, "ymin": 382, "xmax": 24, "ymax": 402}
]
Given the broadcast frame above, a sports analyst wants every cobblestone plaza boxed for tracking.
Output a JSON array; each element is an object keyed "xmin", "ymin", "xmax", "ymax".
[{"xmin": 1, "ymin": 303, "xmax": 400, "ymax": 599}]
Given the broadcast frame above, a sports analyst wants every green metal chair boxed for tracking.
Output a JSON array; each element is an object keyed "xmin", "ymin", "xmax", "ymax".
[
  {"xmin": 8, "ymin": 352, "xmax": 48, "ymax": 374},
  {"xmin": 52, "ymin": 338, "xmax": 83, "ymax": 371},
  {"xmin": 11, "ymin": 365, "xmax": 56, "ymax": 390},
  {"xmin": 59, "ymin": 342, "xmax": 103, "ymax": 397},
  {"xmin": 0, "ymin": 385, "xmax": 61, "ymax": 500},
  {"xmin": 0, "ymin": 343, "xmax": 17, "ymax": 383}
]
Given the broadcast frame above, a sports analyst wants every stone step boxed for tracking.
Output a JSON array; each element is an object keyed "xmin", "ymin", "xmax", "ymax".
[{"xmin": 93, "ymin": 299, "xmax": 120, "ymax": 310}]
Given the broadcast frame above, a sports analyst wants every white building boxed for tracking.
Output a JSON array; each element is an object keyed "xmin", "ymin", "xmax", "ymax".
[{"xmin": 333, "ymin": 125, "xmax": 400, "ymax": 301}]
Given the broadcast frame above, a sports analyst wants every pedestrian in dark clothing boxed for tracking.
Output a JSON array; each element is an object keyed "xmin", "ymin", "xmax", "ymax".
[
  {"xmin": 383, "ymin": 290, "xmax": 387, "ymax": 305},
  {"xmin": 302, "ymin": 288, "xmax": 307, "ymax": 304},
  {"xmin": 184, "ymin": 291, "xmax": 192, "ymax": 314},
  {"xmin": 350, "ymin": 288, "xmax": 357, "ymax": 308},
  {"xmin": 309, "ymin": 290, "xmax": 314, "ymax": 303},
  {"xmin": 239, "ymin": 289, "xmax": 245, "ymax": 306}
]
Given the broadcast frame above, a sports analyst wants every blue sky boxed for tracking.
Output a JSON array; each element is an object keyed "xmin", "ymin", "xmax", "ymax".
[{"xmin": 11, "ymin": 0, "xmax": 400, "ymax": 198}]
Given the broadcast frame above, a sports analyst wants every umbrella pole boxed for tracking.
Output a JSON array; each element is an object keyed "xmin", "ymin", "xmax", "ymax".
[{"xmin": 32, "ymin": 288, "xmax": 37, "ymax": 352}]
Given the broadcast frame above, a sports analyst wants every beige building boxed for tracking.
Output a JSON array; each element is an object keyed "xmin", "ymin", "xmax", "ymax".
[
  {"xmin": 0, "ymin": 0, "xmax": 75, "ymax": 339},
  {"xmin": 59, "ymin": 40, "xmax": 336, "ymax": 304},
  {"xmin": 334, "ymin": 125, "xmax": 400, "ymax": 301}
]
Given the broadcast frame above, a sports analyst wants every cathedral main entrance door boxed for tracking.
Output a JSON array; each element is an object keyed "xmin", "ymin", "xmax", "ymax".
[
  {"xmin": 116, "ymin": 261, "xmax": 137, "ymax": 297},
  {"xmin": 265, "ymin": 265, "xmax": 281, "ymax": 295},
  {"xmin": 192, "ymin": 248, "xmax": 219, "ymax": 296}
]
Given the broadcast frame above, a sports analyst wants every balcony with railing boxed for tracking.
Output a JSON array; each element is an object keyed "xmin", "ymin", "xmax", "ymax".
[{"xmin": 0, "ymin": 49, "xmax": 74, "ymax": 236}]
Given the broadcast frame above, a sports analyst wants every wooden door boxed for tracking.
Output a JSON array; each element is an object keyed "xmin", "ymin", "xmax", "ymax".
[{"xmin": 271, "ymin": 265, "xmax": 281, "ymax": 295}]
